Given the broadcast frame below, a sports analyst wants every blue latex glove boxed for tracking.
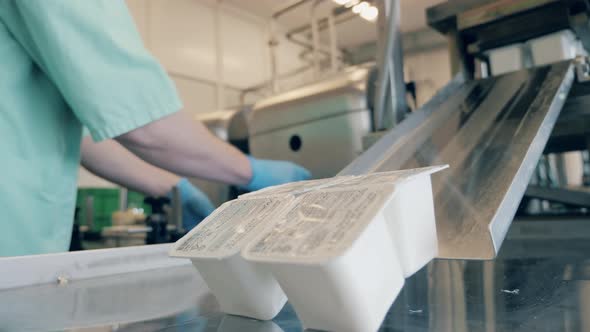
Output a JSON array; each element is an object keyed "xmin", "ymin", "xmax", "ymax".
[
  {"xmin": 241, "ymin": 156, "xmax": 312, "ymax": 192},
  {"xmin": 168, "ymin": 178, "xmax": 216, "ymax": 231}
]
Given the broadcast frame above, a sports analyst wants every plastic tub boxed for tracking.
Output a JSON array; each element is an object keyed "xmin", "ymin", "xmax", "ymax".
[
  {"xmin": 529, "ymin": 30, "xmax": 577, "ymax": 66},
  {"xmin": 169, "ymin": 197, "xmax": 292, "ymax": 320},
  {"xmin": 487, "ymin": 44, "xmax": 525, "ymax": 76},
  {"xmin": 335, "ymin": 165, "xmax": 447, "ymax": 276},
  {"xmin": 243, "ymin": 186, "xmax": 401, "ymax": 332},
  {"xmin": 243, "ymin": 166, "xmax": 446, "ymax": 331}
]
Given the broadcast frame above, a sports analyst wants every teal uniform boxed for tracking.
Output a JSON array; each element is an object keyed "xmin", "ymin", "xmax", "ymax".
[{"xmin": 0, "ymin": 1, "xmax": 181, "ymax": 256}]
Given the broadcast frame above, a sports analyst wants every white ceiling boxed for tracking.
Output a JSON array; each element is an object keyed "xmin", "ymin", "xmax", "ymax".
[{"xmin": 222, "ymin": 0, "xmax": 445, "ymax": 48}]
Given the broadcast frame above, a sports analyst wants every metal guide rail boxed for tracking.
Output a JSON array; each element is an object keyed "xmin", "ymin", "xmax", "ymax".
[{"xmin": 341, "ymin": 61, "xmax": 575, "ymax": 259}]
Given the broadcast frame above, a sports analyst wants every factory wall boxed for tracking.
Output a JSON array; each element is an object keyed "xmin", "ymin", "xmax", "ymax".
[{"xmin": 126, "ymin": 0, "xmax": 309, "ymax": 111}]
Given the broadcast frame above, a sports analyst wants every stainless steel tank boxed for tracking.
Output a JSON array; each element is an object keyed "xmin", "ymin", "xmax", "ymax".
[{"xmin": 248, "ymin": 65, "xmax": 373, "ymax": 178}]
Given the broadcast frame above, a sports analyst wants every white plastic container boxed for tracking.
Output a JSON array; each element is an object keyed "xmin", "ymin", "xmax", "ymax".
[
  {"xmin": 487, "ymin": 43, "xmax": 525, "ymax": 75},
  {"xmin": 169, "ymin": 197, "xmax": 292, "ymax": 320},
  {"xmin": 529, "ymin": 30, "xmax": 577, "ymax": 66},
  {"xmin": 243, "ymin": 165, "xmax": 447, "ymax": 331},
  {"xmin": 335, "ymin": 165, "xmax": 447, "ymax": 276},
  {"xmin": 243, "ymin": 185, "xmax": 406, "ymax": 332}
]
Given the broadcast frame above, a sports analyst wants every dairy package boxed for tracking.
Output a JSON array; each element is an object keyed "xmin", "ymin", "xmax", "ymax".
[
  {"xmin": 242, "ymin": 165, "xmax": 447, "ymax": 331},
  {"xmin": 487, "ymin": 43, "xmax": 526, "ymax": 75},
  {"xmin": 335, "ymin": 165, "xmax": 448, "ymax": 276},
  {"xmin": 529, "ymin": 30, "xmax": 578, "ymax": 66},
  {"xmin": 171, "ymin": 165, "xmax": 447, "ymax": 329},
  {"xmin": 243, "ymin": 185, "xmax": 405, "ymax": 332},
  {"xmin": 169, "ymin": 197, "xmax": 292, "ymax": 320}
]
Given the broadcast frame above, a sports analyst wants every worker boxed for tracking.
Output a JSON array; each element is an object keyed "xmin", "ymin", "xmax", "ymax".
[
  {"xmin": 0, "ymin": 2, "xmax": 310, "ymax": 257},
  {"xmin": 81, "ymin": 135, "xmax": 215, "ymax": 231}
]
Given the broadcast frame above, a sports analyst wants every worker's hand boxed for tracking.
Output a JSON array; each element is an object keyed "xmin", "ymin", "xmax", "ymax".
[
  {"xmin": 169, "ymin": 178, "xmax": 215, "ymax": 231},
  {"xmin": 242, "ymin": 156, "xmax": 312, "ymax": 192}
]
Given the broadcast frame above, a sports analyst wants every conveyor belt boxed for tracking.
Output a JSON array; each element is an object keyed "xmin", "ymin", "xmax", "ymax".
[{"xmin": 341, "ymin": 61, "xmax": 575, "ymax": 259}]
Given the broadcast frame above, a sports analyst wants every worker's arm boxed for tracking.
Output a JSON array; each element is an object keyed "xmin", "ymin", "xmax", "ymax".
[
  {"xmin": 81, "ymin": 136, "xmax": 215, "ymax": 229},
  {"xmin": 116, "ymin": 111, "xmax": 252, "ymax": 186},
  {"xmin": 80, "ymin": 136, "xmax": 180, "ymax": 197},
  {"xmin": 116, "ymin": 112, "xmax": 311, "ymax": 190}
]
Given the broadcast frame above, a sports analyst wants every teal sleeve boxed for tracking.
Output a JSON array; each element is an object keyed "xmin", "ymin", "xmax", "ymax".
[{"xmin": 0, "ymin": 0, "xmax": 182, "ymax": 141}]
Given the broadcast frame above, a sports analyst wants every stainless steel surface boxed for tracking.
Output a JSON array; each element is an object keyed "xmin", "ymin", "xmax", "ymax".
[
  {"xmin": 4, "ymin": 216, "xmax": 590, "ymax": 332},
  {"xmin": 341, "ymin": 62, "xmax": 575, "ymax": 259},
  {"xmin": 249, "ymin": 65, "xmax": 372, "ymax": 178},
  {"xmin": 373, "ymin": 0, "xmax": 407, "ymax": 130}
]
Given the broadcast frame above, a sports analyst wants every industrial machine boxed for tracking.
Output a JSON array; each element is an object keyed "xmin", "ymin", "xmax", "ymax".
[
  {"xmin": 249, "ymin": 65, "xmax": 373, "ymax": 178},
  {"xmin": 3, "ymin": 1, "xmax": 590, "ymax": 331}
]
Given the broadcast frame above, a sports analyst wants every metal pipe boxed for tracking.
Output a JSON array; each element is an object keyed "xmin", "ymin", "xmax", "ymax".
[
  {"xmin": 373, "ymin": 0, "xmax": 407, "ymax": 131},
  {"xmin": 272, "ymin": 0, "xmax": 311, "ymax": 19},
  {"xmin": 310, "ymin": 0, "xmax": 323, "ymax": 78},
  {"xmin": 285, "ymin": 11, "xmax": 356, "ymax": 59},
  {"xmin": 328, "ymin": 12, "xmax": 338, "ymax": 72},
  {"xmin": 268, "ymin": 20, "xmax": 279, "ymax": 93},
  {"xmin": 269, "ymin": 0, "xmax": 313, "ymax": 93},
  {"xmin": 390, "ymin": 0, "xmax": 407, "ymax": 124},
  {"xmin": 373, "ymin": 0, "xmax": 389, "ymax": 131},
  {"xmin": 239, "ymin": 65, "xmax": 313, "ymax": 105},
  {"xmin": 171, "ymin": 186, "xmax": 183, "ymax": 233},
  {"xmin": 118, "ymin": 188, "xmax": 128, "ymax": 211},
  {"xmin": 167, "ymin": 70, "xmax": 243, "ymax": 91}
]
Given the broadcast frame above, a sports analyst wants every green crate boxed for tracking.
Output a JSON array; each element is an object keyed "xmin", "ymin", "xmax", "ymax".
[
  {"xmin": 76, "ymin": 188, "xmax": 151, "ymax": 232},
  {"xmin": 76, "ymin": 188, "xmax": 119, "ymax": 232}
]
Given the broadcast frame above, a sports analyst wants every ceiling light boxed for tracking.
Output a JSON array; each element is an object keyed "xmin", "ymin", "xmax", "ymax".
[
  {"xmin": 344, "ymin": 0, "xmax": 360, "ymax": 8},
  {"xmin": 352, "ymin": 1, "xmax": 369, "ymax": 14},
  {"xmin": 332, "ymin": 0, "xmax": 348, "ymax": 4},
  {"xmin": 360, "ymin": 5, "xmax": 378, "ymax": 21}
]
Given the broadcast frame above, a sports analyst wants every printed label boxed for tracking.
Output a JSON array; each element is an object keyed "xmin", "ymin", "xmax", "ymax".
[
  {"xmin": 337, "ymin": 165, "xmax": 448, "ymax": 187},
  {"xmin": 239, "ymin": 176, "xmax": 354, "ymax": 199},
  {"xmin": 175, "ymin": 197, "xmax": 291, "ymax": 255},
  {"xmin": 247, "ymin": 186, "xmax": 392, "ymax": 259}
]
